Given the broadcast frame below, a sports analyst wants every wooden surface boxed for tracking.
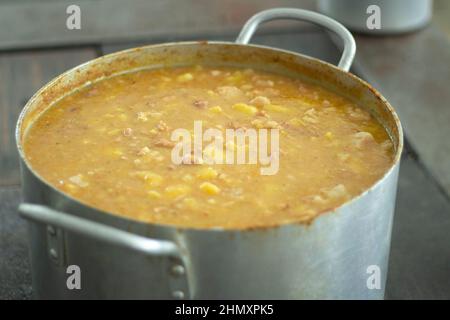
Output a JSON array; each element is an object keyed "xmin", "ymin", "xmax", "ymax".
[
  {"xmin": 0, "ymin": 48, "xmax": 97, "ymax": 186},
  {"xmin": 0, "ymin": 0, "xmax": 314, "ymax": 50}
]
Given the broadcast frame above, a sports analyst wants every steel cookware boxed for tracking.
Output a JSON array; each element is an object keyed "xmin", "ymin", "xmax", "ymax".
[{"xmin": 16, "ymin": 8, "xmax": 403, "ymax": 299}]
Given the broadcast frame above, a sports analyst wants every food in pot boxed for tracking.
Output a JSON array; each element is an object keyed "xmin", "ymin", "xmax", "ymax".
[{"xmin": 23, "ymin": 65, "xmax": 394, "ymax": 229}]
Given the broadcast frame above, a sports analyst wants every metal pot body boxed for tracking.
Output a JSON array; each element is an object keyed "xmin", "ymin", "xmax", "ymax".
[{"xmin": 16, "ymin": 9, "xmax": 403, "ymax": 299}]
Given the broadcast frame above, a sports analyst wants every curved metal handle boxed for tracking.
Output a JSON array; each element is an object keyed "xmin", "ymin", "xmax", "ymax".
[
  {"xmin": 19, "ymin": 203, "xmax": 190, "ymax": 299},
  {"xmin": 236, "ymin": 8, "xmax": 356, "ymax": 72}
]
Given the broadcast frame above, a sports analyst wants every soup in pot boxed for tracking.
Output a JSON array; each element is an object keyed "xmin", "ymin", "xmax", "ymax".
[{"xmin": 23, "ymin": 65, "xmax": 394, "ymax": 229}]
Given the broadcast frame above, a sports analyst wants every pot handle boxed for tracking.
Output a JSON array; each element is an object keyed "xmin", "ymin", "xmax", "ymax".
[
  {"xmin": 18, "ymin": 203, "xmax": 190, "ymax": 299},
  {"xmin": 235, "ymin": 8, "xmax": 356, "ymax": 72}
]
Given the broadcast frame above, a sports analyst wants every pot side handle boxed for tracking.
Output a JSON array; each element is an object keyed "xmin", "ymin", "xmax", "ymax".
[
  {"xmin": 18, "ymin": 203, "xmax": 190, "ymax": 299},
  {"xmin": 236, "ymin": 8, "xmax": 356, "ymax": 72}
]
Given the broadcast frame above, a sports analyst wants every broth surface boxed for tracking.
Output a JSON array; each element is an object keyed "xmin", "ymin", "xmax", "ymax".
[{"xmin": 24, "ymin": 66, "xmax": 394, "ymax": 229}]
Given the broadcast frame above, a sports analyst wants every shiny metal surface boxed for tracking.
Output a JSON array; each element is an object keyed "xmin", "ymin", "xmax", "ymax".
[
  {"xmin": 236, "ymin": 8, "xmax": 356, "ymax": 71},
  {"xmin": 16, "ymin": 8, "xmax": 403, "ymax": 299}
]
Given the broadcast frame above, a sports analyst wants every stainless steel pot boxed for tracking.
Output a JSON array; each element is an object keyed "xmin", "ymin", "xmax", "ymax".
[{"xmin": 16, "ymin": 8, "xmax": 403, "ymax": 299}]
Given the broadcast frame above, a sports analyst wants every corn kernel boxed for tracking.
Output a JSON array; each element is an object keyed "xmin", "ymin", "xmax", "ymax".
[
  {"xmin": 208, "ymin": 106, "xmax": 223, "ymax": 113},
  {"xmin": 165, "ymin": 184, "xmax": 191, "ymax": 198},
  {"xmin": 197, "ymin": 167, "xmax": 218, "ymax": 179},
  {"xmin": 177, "ymin": 73, "xmax": 194, "ymax": 82},
  {"xmin": 232, "ymin": 103, "xmax": 257, "ymax": 115},
  {"xmin": 325, "ymin": 132, "xmax": 333, "ymax": 140},
  {"xmin": 199, "ymin": 182, "xmax": 221, "ymax": 195},
  {"xmin": 64, "ymin": 183, "xmax": 79, "ymax": 193},
  {"xmin": 109, "ymin": 148, "xmax": 123, "ymax": 156},
  {"xmin": 133, "ymin": 171, "xmax": 163, "ymax": 187},
  {"xmin": 148, "ymin": 190, "xmax": 162, "ymax": 199},
  {"xmin": 265, "ymin": 104, "xmax": 288, "ymax": 112}
]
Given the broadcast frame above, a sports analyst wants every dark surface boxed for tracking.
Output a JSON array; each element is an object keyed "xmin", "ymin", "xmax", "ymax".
[
  {"xmin": 0, "ymin": 187, "xmax": 31, "ymax": 299},
  {"xmin": 1, "ymin": 29, "xmax": 450, "ymax": 299},
  {"xmin": 387, "ymin": 146, "xmax": 450, "ymax": 299}
]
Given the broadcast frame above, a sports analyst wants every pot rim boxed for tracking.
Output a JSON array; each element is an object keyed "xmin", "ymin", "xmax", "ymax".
[{"xmin": 15, "ymin": 40, "xmax": 404, "ymax": 232}]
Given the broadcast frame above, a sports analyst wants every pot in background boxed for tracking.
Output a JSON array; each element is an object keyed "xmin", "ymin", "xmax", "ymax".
[{"xmin": 318, "ymin": 0, "xmax": 433, "ymax": 34}]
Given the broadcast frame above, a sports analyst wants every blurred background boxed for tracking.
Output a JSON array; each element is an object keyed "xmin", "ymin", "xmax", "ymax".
[{"xmin": 1, "ymin": 0, "xmax": 449, "ymax": 299}]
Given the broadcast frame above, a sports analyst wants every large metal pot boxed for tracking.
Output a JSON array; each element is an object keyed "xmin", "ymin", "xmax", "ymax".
[{"xmin": 16, "ymin": 8, "xmax": 403, "ymax": 299}]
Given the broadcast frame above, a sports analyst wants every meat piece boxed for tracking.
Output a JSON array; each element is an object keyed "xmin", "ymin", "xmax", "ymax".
[
  {"xmin": 226, "ymin": 121, "xmax": 247, "ymax": 130},
  {"xmin": 322, "ymin": 100, "xmax": 331, "ymax": 107},
  {"xmin": 154, "ymin": 138, "xmax": 175, "ymax": 148},
  {"xmin": 137, "ymin": 112, "xmax": 148, "ymax": 122},
  {"xmin": 302, "ymin": 108, "xmax": 319, "ymax": 124},
  {"xmin": 217, "ymin": 86, "xmax": 242, "ymax": 98},
  {"xmin": 311, "ymin": 195, "xmax": 326, "ymax": 205},
  {"xmin": 137, "ymin": 111, "xmax": 162, "ymax": 122},
  {"xmin": 249, "ymin": 96, "xmax": 271, "ymax": 108},
  {"xmin": 68, "ymin": 174, "xmax": 89, "ymax": 188},
  {"xmin": 156, "ymin": 120, "xmax": 169, "ymax": 132},
  {"xmin": 251, "ymin": 118, "xmax": 281, "ymax": 129},
  {"xmin": 137, "ymin": 146, "xmax": 151, "ymax": 156},
  {"xmin": 325, "ymin": 184, "xmax": 349, "ymax": 199},
  {"xmin": 122, "ymin": 128, "xmax": 133, "ymax": 137},
  {"xmin": 380, "ymin": 140, "xmax": 393, "ymax": 151},
  {"xmin": 352, "ymin": 131, "xmax": 375, "ymax": 149},
  {"xmin": 193, "ymin": 100, "xmax": 208, "ymax": 109},
  {"xmin": 347, "ymin": 106, "xmax": 371, "ymax": 121},
  {"xmin": 256, "ymin": 109, "xmax": 269, "ymax": 118},
  {"xmin": 181, "ymin": 153, "xmax": 204, "ymax": 165}
]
